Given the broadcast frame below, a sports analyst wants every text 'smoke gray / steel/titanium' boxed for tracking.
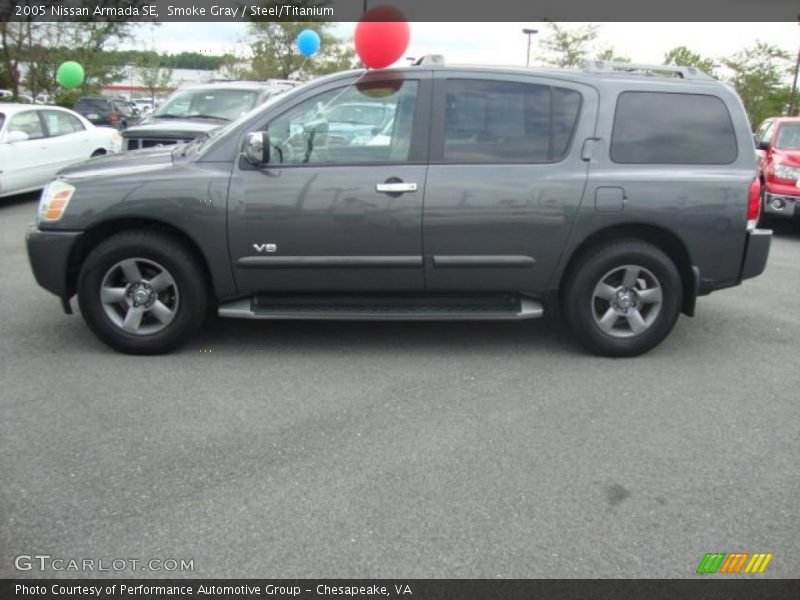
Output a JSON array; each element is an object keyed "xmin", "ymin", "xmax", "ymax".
[{"xmin": 26, "ymin": 59, "xmax": 771, "ymax": 356}]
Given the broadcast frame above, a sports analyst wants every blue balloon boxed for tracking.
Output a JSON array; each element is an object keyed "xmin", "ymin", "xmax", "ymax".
[{"xmin": 296, "ymin": 29, "xmax": 321, "ymax": 57}]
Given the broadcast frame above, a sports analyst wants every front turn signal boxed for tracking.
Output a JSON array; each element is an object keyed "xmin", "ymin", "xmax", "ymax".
[{"xmin": 38, "ymin": 181, "xmax": 75, "ymax": 223}]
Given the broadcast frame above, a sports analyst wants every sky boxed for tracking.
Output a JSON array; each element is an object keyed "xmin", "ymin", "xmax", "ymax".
[{"xmin": 131, "ymin": 22, "xmax": 800, "ymax": 69}]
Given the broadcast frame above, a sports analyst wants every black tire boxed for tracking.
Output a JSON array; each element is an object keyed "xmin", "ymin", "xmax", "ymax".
[
  {"xmin": 77, "ymin": 230, "xmax": 209, "ymax": 354},
  {"xmin": 90, "ymin": 149, "xmax": 107, "ymax": 158},
  {"xmin": 562, "ymin": 240, "xmax": 682, "ymax": 357}
]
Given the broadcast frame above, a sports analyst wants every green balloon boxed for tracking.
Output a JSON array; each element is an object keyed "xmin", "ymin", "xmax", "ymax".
[{"xmin": 56, "ymin": 61, "xmax": 85, "ymax": 88}]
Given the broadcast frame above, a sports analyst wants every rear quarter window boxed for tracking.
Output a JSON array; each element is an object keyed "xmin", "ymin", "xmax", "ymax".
[
  {"xmin": 75, "ymin": 98, "xmax": 109, "ymax": 111},
  {"xmin": 611, "ymin": 91, "xmax": 738, "ymax": 165}
]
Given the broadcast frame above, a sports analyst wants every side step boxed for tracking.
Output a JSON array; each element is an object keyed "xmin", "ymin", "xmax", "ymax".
[{"xmin": 218, "ymin": 294, "xmax": 544, "ymax": 321}]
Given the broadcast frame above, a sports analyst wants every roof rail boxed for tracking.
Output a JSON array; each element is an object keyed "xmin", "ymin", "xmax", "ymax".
[
  {"xmin": 413, "ymin": 55, "xmax": 445, "ymax": 66},
  {"xmin": 583, "ymin": 60, "xmax": 716, "ymax": 81}
]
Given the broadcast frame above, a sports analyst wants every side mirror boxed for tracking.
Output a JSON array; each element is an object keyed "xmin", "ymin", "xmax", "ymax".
[
  {"xmin": 6, "ymin": 130, "xmax": 29, "ymax": 144},
  {"xmin": 243, "ymin": 131, "xmax": 270, "ymax": 166},
  {"xmin": 757, "ymin": 139, "xmax": 770, "ymax": 151}
]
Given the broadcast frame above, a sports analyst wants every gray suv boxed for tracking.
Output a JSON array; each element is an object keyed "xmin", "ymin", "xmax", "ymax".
[{"xmin": 26, "ymin": 59, "xmax": 771, "ymax": 356}]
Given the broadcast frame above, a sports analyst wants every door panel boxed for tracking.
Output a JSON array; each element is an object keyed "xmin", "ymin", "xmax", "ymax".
[
  {"xmin": 3, "ymin": 110, "xmax": 50, "ymax": 192},
  {"xmin": 423, "ymin": 74, "xmax": 598, "ymax": 295},
  {"xmin": 228, "ymin": 75, "xmax": 431, "ymax": 294},
  {"xmin": 42, "ymin": 110, "xmax": 91, "ymax": 169}
]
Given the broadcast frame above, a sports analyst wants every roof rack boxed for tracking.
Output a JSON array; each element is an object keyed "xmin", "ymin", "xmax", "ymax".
[
  {"xmin": 583, "ymin": 60, "xmax": 715, "ymax": 81},
  {"xmin": 413, "ymin": 55, "xmax": 445, "ymax": 66}
]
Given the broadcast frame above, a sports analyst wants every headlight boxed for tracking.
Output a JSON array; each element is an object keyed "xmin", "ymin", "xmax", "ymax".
[
  {"xmin": 38, "ymin": 180, "xmax": 75, "ymax": 223},
  {"xmin": 772, "ymin": 163, "xmax": 800, "ymax": 181}
]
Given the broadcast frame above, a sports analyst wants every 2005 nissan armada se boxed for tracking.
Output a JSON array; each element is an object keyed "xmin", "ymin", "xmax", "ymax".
[{"xmin": 27, "ymin": 59, "xmax": 771, "ymax": 356}]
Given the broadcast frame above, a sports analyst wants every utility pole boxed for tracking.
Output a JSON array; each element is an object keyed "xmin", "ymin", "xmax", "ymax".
[
  {"xmin": 522, "ymin": 28, "xmax": 538, "ymax": 67},
  {"xmin": 790, "ymin": 17, "xmax": 800, "ymax": 116},
  {"xmin": 789, "ymin": 48, "xmax": 800, "ymax": 116}
]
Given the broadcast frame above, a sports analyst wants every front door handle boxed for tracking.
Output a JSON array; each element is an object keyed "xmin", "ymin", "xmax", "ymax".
[{"xmin": 376, "ymin": 182, "xmax": 417, "ymax": 194}]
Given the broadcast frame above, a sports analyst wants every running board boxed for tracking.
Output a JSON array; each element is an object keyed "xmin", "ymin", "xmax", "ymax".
[{"xmin": 218, "ymin": 294, "xmax": 544, "ymax": 321}]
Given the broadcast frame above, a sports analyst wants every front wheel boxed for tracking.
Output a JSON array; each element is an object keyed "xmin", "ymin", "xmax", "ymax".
[
  {"xmin": 77, "ymin": 231, "xmax": 209, "ymax": 354},
  {"xmin": 562, "ymin": 240, "xmax": 683, "ymax": 357}
]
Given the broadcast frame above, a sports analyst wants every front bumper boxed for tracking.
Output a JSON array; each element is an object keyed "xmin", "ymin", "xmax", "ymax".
[
  {"xmin": 740, "ymin": 228, "xmax": 772, "ymax": 281},
  {"xmin": 763, "ymin": 192, "xmax": 800, "ymax": 219},
  {"xmin": 26, "ymin": 223, "xmax": 83, "ymax": 298}
]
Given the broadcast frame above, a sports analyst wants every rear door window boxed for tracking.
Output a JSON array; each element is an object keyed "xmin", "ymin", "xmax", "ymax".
[
  {"xmin": 611, "ymin": 92, "xmax": 737, "ymax": 164},
  {"xmin": 75, "ymin": 98, "xmax": 109, "ymax": 113},
  {"xmin": 43, "ymin": 110, "xmax": 85, "ymax": 136},
  {"xmin": 442, "ymin": 79, "xmax": 581, "ymax": 163}
]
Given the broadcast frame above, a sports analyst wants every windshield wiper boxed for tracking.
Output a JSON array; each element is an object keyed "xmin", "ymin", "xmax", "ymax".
[{"xmin": 187, "ymin": 114, "xmax": 230, "ymax": 121}]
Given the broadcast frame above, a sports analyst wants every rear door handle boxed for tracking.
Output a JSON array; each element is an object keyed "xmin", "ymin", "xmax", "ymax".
[{"xmin": 376, "ymin": 182, "xmax": 417, "ymax": 193}]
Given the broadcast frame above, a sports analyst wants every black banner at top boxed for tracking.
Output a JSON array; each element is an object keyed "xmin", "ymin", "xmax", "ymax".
[{"xmin": 1, "ymin": 0, "xmax": 799, "ymax": 22}]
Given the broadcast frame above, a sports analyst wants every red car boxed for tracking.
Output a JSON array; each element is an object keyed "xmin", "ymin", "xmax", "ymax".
[{"xmin": 755, "ymin": 116, "xmax": 800, "ymax": 221}]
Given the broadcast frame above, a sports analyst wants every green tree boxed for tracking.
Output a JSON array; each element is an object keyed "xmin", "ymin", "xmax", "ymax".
[
  {"xmin": 246, "ymin": 20, "xmax": 357, "ymax": 80},
  {"xmin": 722, "ymin": 42, "xmax": 792, "ymax": 127},
  {"xmin": 663, "ymin": 46, "xmax": 716, "ymax": 74},
  {"xmin": 540, "ymin": 23, "xmax": 600, "ymax": 69},
  {"xmin": 0, "ymin": 20, "xmax": 33, "ymax": 98},
  {"xmin": 595, "ymin": 47, "xmax": 630, "ymax": 63},
  {"xmin": 135, "ymin": 50, "xmax": 173, "ymax": 101}
]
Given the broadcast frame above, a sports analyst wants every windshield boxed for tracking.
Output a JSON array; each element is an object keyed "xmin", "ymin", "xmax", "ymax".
[
  {"xmin": 775, "ymin": 123, "xmax": 800, "ymax": 150},
  {"xmin": 154, "ymin": 88, "xmax": 260, "ymax": 121}
]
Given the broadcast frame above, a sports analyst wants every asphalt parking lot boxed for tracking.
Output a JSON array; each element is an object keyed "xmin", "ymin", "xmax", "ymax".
[{"xmin": 1, "ymin": 193, "xmax": 798, "ymax": 579}]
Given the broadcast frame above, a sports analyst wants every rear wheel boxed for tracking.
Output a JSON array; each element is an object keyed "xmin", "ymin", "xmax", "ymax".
[
  {"xmin": 77, "ymin": 231, "xmax": 208, "ymax": 354},
  {"xmin": 562, "ymin": 240, "xmax": 682, "ymax": 357}
]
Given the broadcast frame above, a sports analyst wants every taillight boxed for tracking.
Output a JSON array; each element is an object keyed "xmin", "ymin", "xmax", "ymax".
[
  {"xmin": 109, "ymin": 111, "xmax": 119, "ymax": 124},
  {"xmin": 747, "ymin": 178, "xmax": 761, "ymax": 229}
]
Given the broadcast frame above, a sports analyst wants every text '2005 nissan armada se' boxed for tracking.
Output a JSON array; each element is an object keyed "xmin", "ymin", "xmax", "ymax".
[{"xmin": 27, "ymin": 58, "xmax": 771, "ymax": 357}]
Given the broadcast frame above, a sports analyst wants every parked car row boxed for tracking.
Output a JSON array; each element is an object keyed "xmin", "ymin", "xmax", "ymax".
[
  {"xmin": 0, "ymin": 104, "xmax": 122, "ymax": 198},
  {"xmin": 0, "ymin": 90, "xmax": 52, "ymax": 104},
  {"xmin": 120, "ymin": 80, "xmax": 297, "ymax": 151},
  {"xmin": 0, "ymin": 80, "xmax": 298, "ymax": 200}
]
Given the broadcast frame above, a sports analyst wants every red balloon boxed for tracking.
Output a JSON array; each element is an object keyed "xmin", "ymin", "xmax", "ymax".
[{"xmin": 354, "ymin": 6, "xmax": 410, "ymax": 70}]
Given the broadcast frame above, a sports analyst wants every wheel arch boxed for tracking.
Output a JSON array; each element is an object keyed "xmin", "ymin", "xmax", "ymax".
[
  {"xmin": 556, "ymin": 223, "xmax": 698, "ymax": 317},
  {"xmin": 66, "ymin": 218, "xmax": 215, "ymax": 301}
]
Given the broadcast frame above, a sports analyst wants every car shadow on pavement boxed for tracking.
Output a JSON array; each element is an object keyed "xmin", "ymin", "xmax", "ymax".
[
  {"xmin": 765, "ymin": 218, "xmax": 800, "ymax": 239},
  {"xmin": 0, "ymin": 191, "xmax": 40, "ymax": 207},
  {"xmin": 196, "ymin": 313, "xmax": 582, "ymax": 358}
]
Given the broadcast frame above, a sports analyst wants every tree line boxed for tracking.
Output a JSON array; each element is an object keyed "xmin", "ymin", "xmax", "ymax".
[{"xmin": 538, "ymin": 23, "xmax": 797, "ymax": 127}]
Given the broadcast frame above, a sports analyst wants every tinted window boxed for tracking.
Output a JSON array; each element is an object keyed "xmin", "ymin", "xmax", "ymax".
[
  {"xmin": 8, "ymin": 111, "xmax": 45, "ymax": 139},
  {"xmin": 775, "ymin": 123, "xmax": 800, "ymax": 150},
  {"xmin": 611, "ymin": 92, "xmax": 737, "ymax": 164},
  {"xmin": 43, "ymin": 110, "xmax": 84, "ymax": 136},
  {"xmin": 443, "ymin": 79, "xmax": 581, "ymax": 164},
  {"xmin": 113, "ymin": 100, "xmax": 132, "ymax": 117},
  {"xmin": 74, "ymin": 98, "xmax": 110, "ymax": 111},
  {"xmin": 265, "ymin": 80, "xmax": 418, "ymax": 165},
  {"xmin": 0, "ymin": 113, "xmax": 5, "ymax": 130}
]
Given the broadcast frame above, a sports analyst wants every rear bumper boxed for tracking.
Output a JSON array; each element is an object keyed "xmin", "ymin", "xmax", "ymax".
[
  {"xmin": 740, "ymin": 228, "xmax": 772, "ymax": 281},
  {"xmin": 26, "ymin": 224, "xmax": 83, "ymax": 298}
]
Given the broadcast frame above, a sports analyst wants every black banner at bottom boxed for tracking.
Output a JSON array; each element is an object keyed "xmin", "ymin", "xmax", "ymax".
[{"xmin": 2, "ymin": 579, "xmax": 800, "ymax": 600}]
